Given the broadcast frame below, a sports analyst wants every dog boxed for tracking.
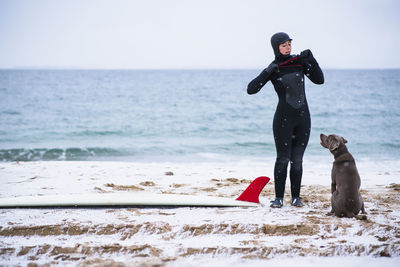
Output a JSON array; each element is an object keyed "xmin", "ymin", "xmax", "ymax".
[{"xmin": 320, "ymin": 134, "xmax": 366, "ymax": 219}]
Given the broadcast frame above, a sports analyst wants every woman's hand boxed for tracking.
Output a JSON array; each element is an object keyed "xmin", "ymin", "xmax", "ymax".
[{"xmin": 300, "ymin": 49, "xmax": 316, "ymax": 63}]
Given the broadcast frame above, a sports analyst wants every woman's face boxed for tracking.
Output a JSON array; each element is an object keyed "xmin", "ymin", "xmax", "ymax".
[{"xmin": 279, "ymin": 41, "xmax": 291, "ymax": 55}]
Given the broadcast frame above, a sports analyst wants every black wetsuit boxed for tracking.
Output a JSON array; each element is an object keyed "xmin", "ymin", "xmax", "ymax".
[{"xmin": 247, "ymin": 35, "xmax": 324, "ymax": 199}]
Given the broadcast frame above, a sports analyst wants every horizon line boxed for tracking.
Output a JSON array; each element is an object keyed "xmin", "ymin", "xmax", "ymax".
[{"xmin": 1, "ymin": 67, "xmax": 400, "ymax": 71}]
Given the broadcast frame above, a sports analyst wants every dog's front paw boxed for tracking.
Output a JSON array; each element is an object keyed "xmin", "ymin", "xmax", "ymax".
[
  {"xmin": 354, "ymin": 214, "xmax": 367, "ymax": 220},
  {"xmin": 326, "ymin": 210, "xmax": 334, "ymax": 216}
]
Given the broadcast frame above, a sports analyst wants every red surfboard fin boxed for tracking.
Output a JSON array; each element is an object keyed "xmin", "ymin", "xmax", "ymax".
[{"xmin": 236, "ymin": 176, "xmax": 270, "ymax": 203}]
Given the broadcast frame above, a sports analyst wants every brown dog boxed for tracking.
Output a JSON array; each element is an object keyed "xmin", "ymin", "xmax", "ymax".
[{"xmin": 320, "ymin": 134, "xmax": 366, "ymax": 219}]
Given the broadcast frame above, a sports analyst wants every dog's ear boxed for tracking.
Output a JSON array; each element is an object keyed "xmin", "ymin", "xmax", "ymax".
[
  {"xmin": 327, "ymin": 135, "xmax": 340, "ymax": 151},
  {"xmin": 328, "ymin": 140, "xmax": 340, "ymax": 151}
]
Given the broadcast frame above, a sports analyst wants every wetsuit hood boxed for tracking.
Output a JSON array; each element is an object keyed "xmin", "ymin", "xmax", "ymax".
[{"xmin": 271, "ymin": 32, "xmax": 292, "ymax": 60}]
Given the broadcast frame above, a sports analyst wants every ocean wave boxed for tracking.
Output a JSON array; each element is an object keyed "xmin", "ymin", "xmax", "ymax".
[
  {"xmin": 1, "ymin": 110, "xmax": 21, "ymax": 116},
  {"xmin": 382, "ymin": 143, "xmax": 400, "ymax": 149},
  {"xmin": 0, "ymin": 147, "xmax": 126, "ymax": 162},
  {"xmin": 69, "ymin": 130, "xmax": 126, "ymax": 137},
  {"xmin": 233, "ymin": 141, "xmax": 271, "ymax": 147}
]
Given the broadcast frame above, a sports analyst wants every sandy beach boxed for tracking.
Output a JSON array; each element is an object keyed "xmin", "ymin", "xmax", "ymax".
[{"xmin": 0, "ymin": 158, "xmax": 399, "ymax": 266}]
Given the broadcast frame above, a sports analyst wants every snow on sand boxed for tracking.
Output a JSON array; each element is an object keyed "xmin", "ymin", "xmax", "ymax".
[{"xmin": 0, "ymin": 158, "xmax": 399, "ymax": 266}]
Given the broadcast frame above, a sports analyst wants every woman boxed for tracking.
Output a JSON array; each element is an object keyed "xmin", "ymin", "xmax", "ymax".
[{"xmin": 247, "ymin": 32, "xmax": 324, "ymax": 208}]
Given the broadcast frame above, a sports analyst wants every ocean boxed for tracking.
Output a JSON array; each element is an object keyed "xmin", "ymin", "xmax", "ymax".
[{"xmin": 0, "ymin": 69, "xmax": 399, "ymax": 162}]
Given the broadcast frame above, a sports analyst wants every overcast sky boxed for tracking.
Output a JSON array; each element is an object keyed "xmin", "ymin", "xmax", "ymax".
[{"xmin": 1, "ymin": 0, "xmax": 399, "ymax": 69}]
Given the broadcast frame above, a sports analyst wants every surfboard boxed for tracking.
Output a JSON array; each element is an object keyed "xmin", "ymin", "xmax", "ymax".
[{"xmin": 0, "ymin": 176, "xmax": 270, "ymax": 208}]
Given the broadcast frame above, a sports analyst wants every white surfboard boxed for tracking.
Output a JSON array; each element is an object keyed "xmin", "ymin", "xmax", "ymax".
[{"xmin": 0, "ymin": 176, "xmax": 270, "ymax": 208}]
